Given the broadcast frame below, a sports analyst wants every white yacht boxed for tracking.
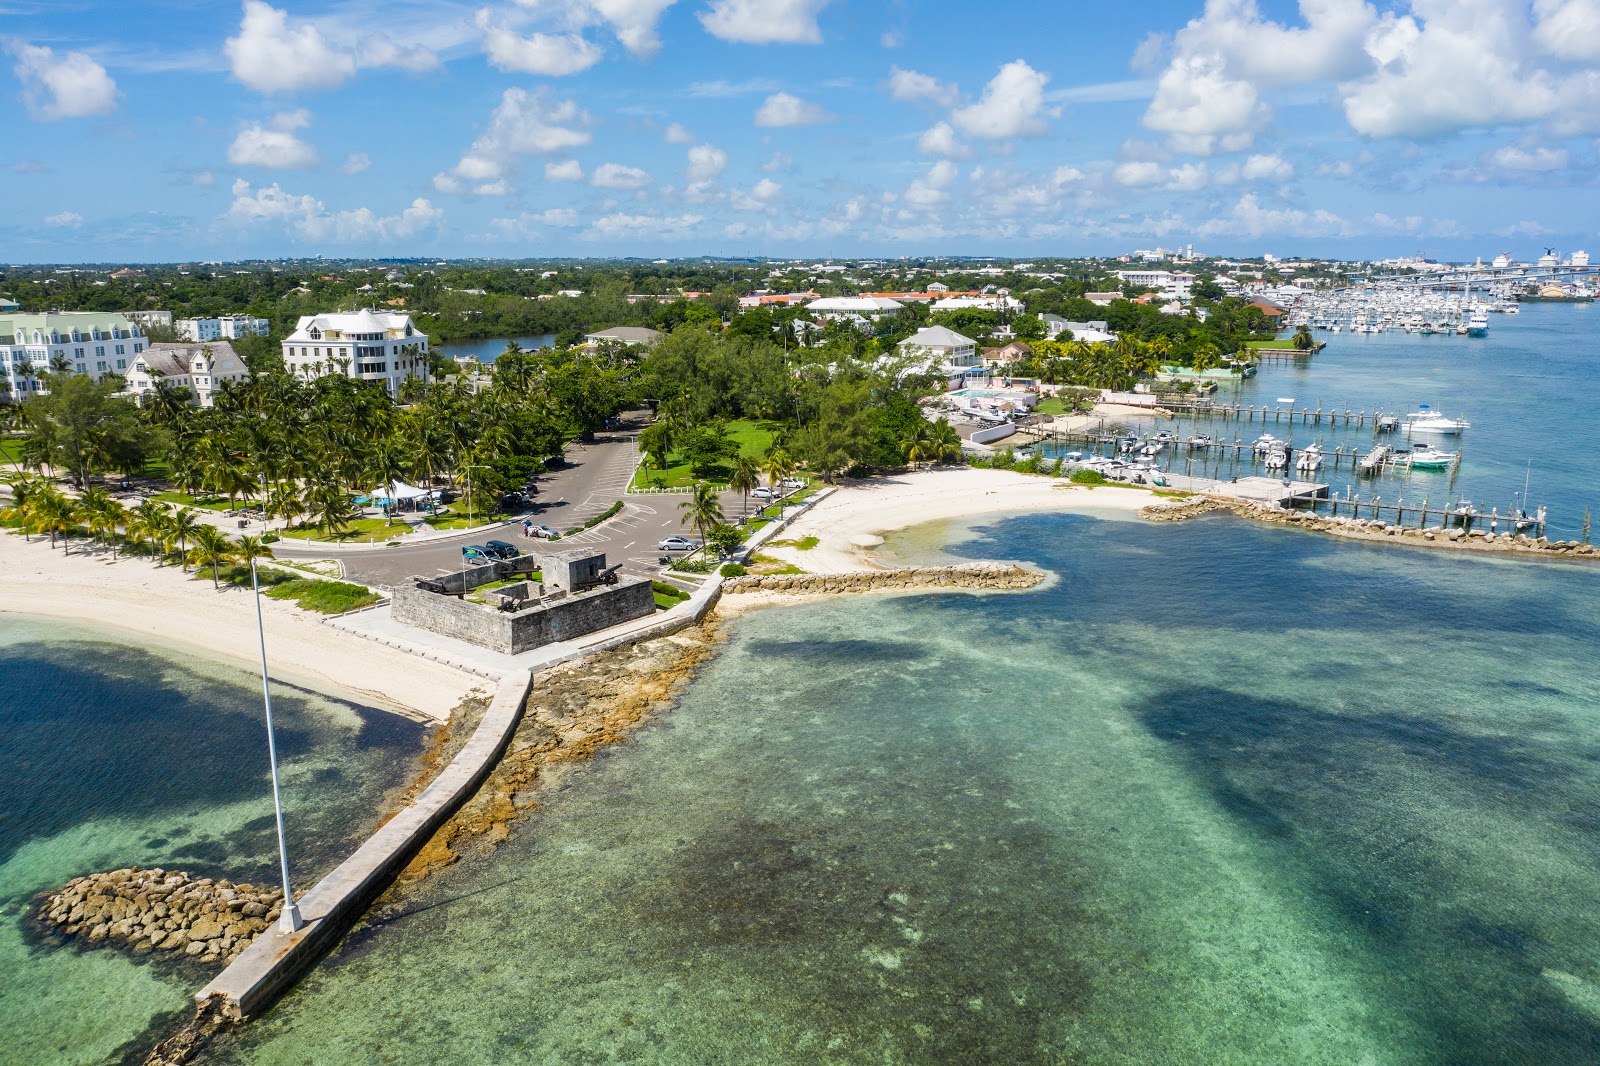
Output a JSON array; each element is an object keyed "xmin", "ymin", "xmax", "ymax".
[
  {"xmin": 1407, "ymin": 406, "xmax": 1469, "ymax": 434},
  {"xmin": 1405, "ymin": 442, "xmax": 1457, "ymax": 469},
  {"xmin": 1467, "ymin": 310, "xmax": 1489, "ymax": 337},
  {"xmin": 1295, "ymin": 444, "xmax": 1324, "ymax": 473}
]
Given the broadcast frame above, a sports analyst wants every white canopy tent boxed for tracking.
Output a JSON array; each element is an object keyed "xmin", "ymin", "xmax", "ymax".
[{"xmin": 371, "ymin": 481, "xmax": 431, "ymax": 501}]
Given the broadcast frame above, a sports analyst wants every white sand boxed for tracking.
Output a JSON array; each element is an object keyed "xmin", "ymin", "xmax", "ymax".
[
  {"xmin": 0, "ymin": 533, "xmax": 487, "ymax": 721},
  {"xmin": 761, "ymin": 468, "xmax": 1154, "ymax": 574}
]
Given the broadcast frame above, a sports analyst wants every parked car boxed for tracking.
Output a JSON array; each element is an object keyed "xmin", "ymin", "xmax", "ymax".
[
  {"xmin": 462, "ymin": 544, "xmax": 493, "ymax": 560},
  {"xmin": 527, "ymin": 524, "xmax": 558, "ymax": 540},
  {"xmin": 750, "ymin": 487, "xmax": 775, "ymax": 499},
  {"xmin": 484, "ymin": 540, "xmax": 521, "ymax": 559},
  {"xmin": 657, "ymin": 535, "xmax": 702, "ymax": 552},
  {"xmin": 780, "ymin": 478, "xmax": 805, "ymax": 488}
]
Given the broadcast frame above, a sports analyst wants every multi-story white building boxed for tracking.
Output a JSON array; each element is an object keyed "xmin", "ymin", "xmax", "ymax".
[
  {"xmin": 0, "ymin": 311, "xmax": 147, "ymax": 400},
  {"xmin": 176, "ymin": 315, "xmax": 271, "ymax": 342},
  {"xmin": 281, "ymin": 309, "xmax": 430, "ymax": 395},
  {"xmin": 124, "ymin": 341, "xmax": 251, "ymax": 408}
]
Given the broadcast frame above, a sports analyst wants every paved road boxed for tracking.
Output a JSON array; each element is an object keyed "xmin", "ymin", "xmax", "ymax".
[{"xmin": 274, "ymin": 411, "xmax": 750, "ymax": 589}]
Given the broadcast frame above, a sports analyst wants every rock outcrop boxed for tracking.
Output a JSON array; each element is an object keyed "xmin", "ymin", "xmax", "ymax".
[
  {"xmin": 722, "ymin": 562, "xmax": 1043, "ymax": 595},
  {"xmin": 37, "ymin": 868, "xmax": 283, "ymax": 966}
]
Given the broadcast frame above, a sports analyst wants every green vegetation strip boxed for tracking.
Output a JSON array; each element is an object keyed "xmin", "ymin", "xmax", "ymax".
[
  {"xmin": 264, "ymin": 578, "xmax": 380, "ymax": 614},
  {"xmin": 567, "ymin": 500, "xmax": 623, "ymax": 535}
]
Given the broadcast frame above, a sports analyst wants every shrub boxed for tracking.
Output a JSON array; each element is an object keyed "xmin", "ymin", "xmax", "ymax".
[
  {"xmin": 669, "ymin": 558, "xmax": 713, "ymax": 574},
  {"xmin": 261, "ymin": 533, "xmax": 280, "ymax": 544},
  {"xmin": 720, "ymin": 562, "xmax": 747, "ymax": 577},
  {"xmin": 651, "ymin": 580, "xmax": 690, "ymax": 600},
  {"xmin": 1070, "ymin": 469, "xmax": 1107, "ymax": 485},
  {"xmin": 264, "ymin": 578, "xmax": 380, "ymax": 614},
  {"xmin": 1051, "ymin": 457, "xmax": 1065, "ymax": 477}
]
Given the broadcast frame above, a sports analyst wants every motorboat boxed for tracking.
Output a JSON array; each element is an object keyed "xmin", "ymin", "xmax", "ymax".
[
  {"xmin": 1404, "ymin": 442, "xmax": 1457, "ymax": 470},
  {"xmin": 1187, "ymin": 433, "xmax": 1212, "ymax": 448},
  {"xmin": 1295, "ymin": 444, "xmax": 1324, "ymax": 473},
  {"xmin": 1264, "ymin": 443, "xmax": 1290, "ymax": 470},
  {"xmin": 1252, "ymin": 433, "xmax": 1280, "ymax": 455},
  {"xmin": 1467, "ymin": 310, "xmax": 1489, "ymax": 337},
  {"xmin": 1406, "ymin": 406, "xmax": 1469, "ymax": 434}
]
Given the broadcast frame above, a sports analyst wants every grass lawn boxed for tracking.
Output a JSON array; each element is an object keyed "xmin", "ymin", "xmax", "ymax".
[
  {"xmin": 152, "ymin": 491, "xmax": 236, "ymax": 511},
  {"xmin": 209, "ymin": 564, "xmax": 381, "ymax": 614},
  {"xmin": 0, "ymin": 438, "xmax": 24, "ymax": 467},
  {"xmin": 630, "ymin": 418, "xmax": 784, "ymax": 490},
  {"xmin": 276, "ymin": 517, "xmax": 413, "ymax": 543},
  {"xmin": 769, "ymin": 534, "xmax": 819, "ymax": 550},
  {"xmin": 421, "ymin": 508, "xmax": 515, "ymax": 531},
  {"xmin": 1033, "ymin": 397, "xmax": 1070, "ymax": 416},
  {"xmin": 1244, "ymin": 339, "xmax": 1318, "ymax": 351}
]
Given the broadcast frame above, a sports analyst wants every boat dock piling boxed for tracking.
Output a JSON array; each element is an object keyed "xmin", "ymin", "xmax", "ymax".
[
  {"xmin": 1323, "ymin": 490, "xmax": 1547, "ymax": 538},
  {"xmin": 1358, "ymin": 445, "xmax": 1392, "ymax": 475}
]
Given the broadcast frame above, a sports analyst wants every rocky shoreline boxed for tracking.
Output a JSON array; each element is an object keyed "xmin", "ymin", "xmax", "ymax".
[
  {"xmin": 723, "ymin": 562, "xmax": 1044, "ymax": 595},
  {"xmin": 36, "ymin": 868, "xmax": 284, "ymax": 967},
  {"xmin": 1143, "ymin": 496, "xmax": 1600, "ymax": 560}
]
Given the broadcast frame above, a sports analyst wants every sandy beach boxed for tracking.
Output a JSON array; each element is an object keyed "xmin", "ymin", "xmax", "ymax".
[
  {"xmin": 0, "ymin": 532, "xmax": 487, "ymax": 721},
  {"xmin": 760, "ymin": 467, "xmax": 1154, "ymax": 574}
]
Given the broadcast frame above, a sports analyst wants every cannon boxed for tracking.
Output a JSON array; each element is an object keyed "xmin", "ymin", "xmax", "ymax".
[
  {"xmin": 572, "ymin": 562, "xmax": 623, "ymax": 593},
  {"xmin": 413, "ymin": 577, "xmax": 463, "ymax": 598}
]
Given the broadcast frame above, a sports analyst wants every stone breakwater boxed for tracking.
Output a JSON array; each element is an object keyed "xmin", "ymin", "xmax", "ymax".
[
  {"xmin": 1143, "ymin": 497, "xmax": 1600, "ymax": 560},
  {"xmin": 37, "ymin": 868, "xmax": 283, "ymax": 966},
  {"xmin": 722, "ymin": 562, "xmax": 1044, "ymax": 596}
]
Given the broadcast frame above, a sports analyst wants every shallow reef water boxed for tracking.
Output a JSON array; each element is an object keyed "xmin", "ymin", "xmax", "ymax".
[{"xmin": 203, "ymin": 512, "xmax": 1600, "ymax": 1065}]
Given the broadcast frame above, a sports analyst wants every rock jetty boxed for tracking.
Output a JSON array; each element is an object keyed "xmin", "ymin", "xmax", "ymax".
[
  {"xmin": 723, "ymin": 562, "xmax": 1043, "ymax": 595},
  {"xmin": 37, "ymin": 868, "xmax": 283, "ymax": 966},
  {"xmin": 1142, "ymin": 497, "xmax": 1600, "ymax": 561}
]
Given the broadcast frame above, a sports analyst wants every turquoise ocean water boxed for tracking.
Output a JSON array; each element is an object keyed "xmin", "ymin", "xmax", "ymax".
[
  {"xmin": 0, "ymin": 618, "xmax": 426, "ymax": 1065},
  {"xmin": 202, "ymin": 511, "xmax": 1600, "ymax": 1064}
]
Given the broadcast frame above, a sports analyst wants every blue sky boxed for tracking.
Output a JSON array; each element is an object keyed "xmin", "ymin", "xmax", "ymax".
[{"xmin": 4, "ymin": 0, "xmax": 1599, "ymax": 262}]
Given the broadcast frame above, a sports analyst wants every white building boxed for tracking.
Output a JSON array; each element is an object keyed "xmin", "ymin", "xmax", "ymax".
[
  {"xmin": 1039, "ymin": 315, "xmax": 1116, "ymax": 343},
  {"xmin": 930, "ymin": 294, "xmax": 1023, "ymax": 313},
  {"xmin": 282, "ymin": 309, "xmax": 429, "ymax": 395},
  {"xmin": 176, "ymin": 315, "xmax": 271, "ymax": 342},
  {"xmin": 583, "ymin": 326, "xmax": 665, "ymax": 348},
  {"xmin": 124, "ymin": 341, "xmax": 251, "ymax": 408},
  {"xmin": 806, "ymin": 296, "xmax": 904, "ymax": 321},
  {"xmin": 0, "ymin": 311, "xmax": 147, "ymax": 400},
  {"xmin": 897, "ymin": 325, "xmax": 984, "ymax": 386}
]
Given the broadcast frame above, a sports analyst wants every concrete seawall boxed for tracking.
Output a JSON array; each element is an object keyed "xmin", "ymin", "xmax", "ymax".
[
  {"xmin": 197, "ymin": 669, "xmax": 534, "ymax": 1019},
  {"xmin": 722, "ymin": 562, "xmax": 1043, "ymax": 595}
]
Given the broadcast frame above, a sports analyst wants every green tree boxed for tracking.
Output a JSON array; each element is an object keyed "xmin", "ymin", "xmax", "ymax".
[
  {"xmin": 1292, "ymin": 325, "xmax": 1315, "ymax": 351},
  {"xmin": 307, "ymin": 479, "xmax": 352, "ymax": 540},
  {"xmin": 677, "ymin": 481, "xmax": 725, "ymax": 547},
  {"xmin": 639, "ymin": 421, "xmax": 674, "ymax": 471},
  {"xmin": 188, "ymin": 525, "xmax": 235, "ymax": 589},
  {"xmin": 28, "ymin": 487, "xmax": 77, "ymax": 551},
  {"xmin": 22, "ymin": 376, "xmax": 159, "ymax": 488},
  {"xmin": 706, "ymin": 523, "xmax": 744, "ymax": 558},
  {"xmin": 729, "ymin": 455, "xmax": 761, "ymax": 515},
  {"xmin": 168, "ymin": 507, "xmax": 202, "ymax": 570}
]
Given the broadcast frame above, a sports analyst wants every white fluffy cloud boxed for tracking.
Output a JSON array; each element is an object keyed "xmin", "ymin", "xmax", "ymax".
[
  {"xmin": 227, "ymin": 178, "xmax": 443, "ymax": 241},
  {"xmin": 888, "ymin": 66, "xmax": 959, "ymax": 106},
  {"xmin": 951, "ymin": 60, "xmax": 1051, "ymax": 140},
  {"xmin": 686, "ymin": 143, "xmax": 728, "ymax": 181},
  {"xmin": 1143, "ymin": 52, "xmax": 1266, "ymax": 154},
  {"xmin": 8, "ymin": 42, "xmax": 118, "ymax": 120},
  {"xmin": 577, "ymin": 0, "xmax": 680, "ymax": 55},
  {"xmin": 1196, "ymin": 193, "xmax": 1347, "ymax": 238},
  {"xmin": 591, "ymin": 162, "xmax": 654, "ymax": 188},
  {"xmin": 583, "ymin": 212, "xmax": 704, "ymax": 239},
  {"xmin": 1342, "ymin": 1, "xmax": 1562, "ymax": 137},
  {"xmin": 904, "ymin": 159, "xmax": 958, "ymax": 206},
  {"xmin": 1241, "ymin": 152, "xmax": 1293, "ymax": 181},
  {"xmin": 545, "ymin": 159, "xmax": 586, "ymax": 182},
  {"xmin": 227, "ymin": 110, "xmax": 319, "ymax": 169},
  {"xmin": 44, "ymin": 211, "xmax": 83, "ymax": 227},
  {"xmin": 477, "ymin": 10, "xmax": 604, "ymax": 76},
  {"xmin": 1532, "ymin": 0, "xmax": 1600, "ymax": 61},
  {"xmin": 1489, "ymin": 143, "xmax": 1570, "ymax": 170},
  {"xmin": 917, "ymin": 121, "xmax": 972, "ymax": 159},
  {"xmin": 340, "ymin": 152, "xmax": 371, "ymax": 175},
  {"xmin": 754, "ymin": 91, "xmax": 833, "ymax": 126},
  {"xmin": 433, "ymin": 88, "xmax": 591, "ymax": 195},
  {"xmin": 547, "ymin": 157, "xmax": 585, "ymax": 180},
  {"xmin": 699, "ymin": 0, "xmax": 829, "ymax": 44},
  {"xmin": 225, "ymin": 1, "xmax": 436, "ymax": 93},
  {"xmin": 664, "ymin": 122, "xmax": 696, "ymax": 143}
]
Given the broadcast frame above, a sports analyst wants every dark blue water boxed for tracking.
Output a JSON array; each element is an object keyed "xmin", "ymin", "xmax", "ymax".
[
  {"xmin": 434, "ymin": 335, "xmax": 555, "ymax": 363},
  {"xmin": 209, "ymin": 512, "xmax": 1600, "ymax": 1064},
  {"xmin": 0, "ymin": 617, "xmax": 427, "ymax": 1065}
]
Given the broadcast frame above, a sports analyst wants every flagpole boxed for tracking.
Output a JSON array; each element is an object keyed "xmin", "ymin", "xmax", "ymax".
[{"xmin": 251, "ymin": 559, "xmax": 303, "ymax": 933}]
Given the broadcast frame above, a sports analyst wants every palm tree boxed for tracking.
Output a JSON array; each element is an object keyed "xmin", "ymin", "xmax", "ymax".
[
  {"xmin": 264, "ymin": 481, "xmax": 304, "ymax": 529},
  {"xmin": 234, "ymin": 533, "xmax": 274, "ymax": 573},
  {"xmin": 1292, "ymin": 324, "xmax": 1315, "ymax": 351},
  {"xmin": 188, "ymin": 525, "xmax": 235, "ymax": 589},
  {"xmin": 29, "ymin": 487, "xmax": 76, "ymax": 551},
  {"xmin": 729, "ymin": 455, "xmax": 761, "ymax": 516},
  {"xmin": 677, "ymin": 481, "xmax": 724, "ymax": 550},
  {"xmin": 1, "ymin": 475, "xmax": 45, "ymax": 540},
  {"xmin": 306, "ymin": 479, "xmax": 352, "ymax": 540},
  {"xmin": 127, "ymin": 499, "xmax": 171, "ymax": 557},
  {"xmin": 930, "ymin": 418, "xmax": 962, "ymax": 465},
  {"xmin": 168, "ymin": 507, "xmax": 202, "ymax": 570},
  {"xmin": 902, "ymin": 425, "xmax": 936, "ymax": 471},
  {"xmin": 762, "ymin": 446, "xmax": 796, "ymax": 511},
  {"xmin": 77, "ymin": 486, "xmax": 125, "ymax": 557}
]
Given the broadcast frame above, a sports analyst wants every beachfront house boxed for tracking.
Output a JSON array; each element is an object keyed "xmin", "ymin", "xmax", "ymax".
[
  {"xmin": 282, "ymin": 309, "xmax": 430, "ymax": 396},
  {"xmin": 898, "ymin": 325, "xmax": 984, "ymax": 387},
  {"xmin": 124, "ymin": 341, "xmax": 250, "ymax": 408}
]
